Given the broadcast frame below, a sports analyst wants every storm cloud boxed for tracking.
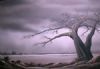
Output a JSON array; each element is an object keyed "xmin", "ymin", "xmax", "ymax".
[
  {"xmin": 0, "ymin": 0, "xmax": 100, "ymax": 54},
  {"xmin": 0, "ymin": 0, "xmax": 26, "ymax": 6}
]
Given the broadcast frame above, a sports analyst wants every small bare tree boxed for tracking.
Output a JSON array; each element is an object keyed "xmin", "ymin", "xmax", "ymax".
[{"xmin": 25, "ymin": 13, "xmax": 100, "ymax": 61}]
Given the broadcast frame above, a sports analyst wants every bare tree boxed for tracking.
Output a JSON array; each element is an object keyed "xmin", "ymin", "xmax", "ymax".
[{"xmin": 25, "ymin": 13, "xmax": 100, "ymax": 61}]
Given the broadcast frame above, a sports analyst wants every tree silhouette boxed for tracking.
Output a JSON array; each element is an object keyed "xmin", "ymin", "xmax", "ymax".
[{"xmin": 25, "ymin": 12, "xmax": 100, "ymax": 61}]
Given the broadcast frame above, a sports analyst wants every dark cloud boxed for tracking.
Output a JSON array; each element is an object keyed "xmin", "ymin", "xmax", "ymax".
[
  {"xmin": 0, "ymin": 0, "xmax": 38, "ymax": 32},
  {"xmin": 90, "ymin": 0, "xmax": 100, "ymax": 4},
  {"xmin": 0, "ymin": 22, "xmax": 35, "ymax": 32},
  {"xmin": 0, "ymin": 0, "xmax": 26, "ymax": 6}
]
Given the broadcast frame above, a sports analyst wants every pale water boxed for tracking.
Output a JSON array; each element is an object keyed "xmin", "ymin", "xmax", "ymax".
[{"xmin": 0, "ymin": 54, "xmax": 99, "ymax": 64}]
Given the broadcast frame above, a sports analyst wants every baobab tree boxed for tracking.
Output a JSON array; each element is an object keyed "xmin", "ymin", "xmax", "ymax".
[{"xmin": 25, "ymin": 13, "xmax": 100, "ymax": 61}]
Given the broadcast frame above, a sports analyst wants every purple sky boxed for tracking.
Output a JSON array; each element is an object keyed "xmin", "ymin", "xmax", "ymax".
[{"xmin": 0, "ymin": 0, "xmax": 100, "ymax": 54}]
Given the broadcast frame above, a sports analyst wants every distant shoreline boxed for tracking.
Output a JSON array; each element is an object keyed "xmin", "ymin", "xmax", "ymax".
[{"xmin": 0, "ymin": 52, "xmax": 100, "ymax": 55}]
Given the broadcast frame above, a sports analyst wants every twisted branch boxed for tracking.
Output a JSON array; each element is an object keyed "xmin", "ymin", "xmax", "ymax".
[
  {"xmin": 24, "ymin": 26, "xmax": 69, "ymax": 38},
  {"xmin": 34, "ymin": 32, "xmax": 72, "ymax": 47}
]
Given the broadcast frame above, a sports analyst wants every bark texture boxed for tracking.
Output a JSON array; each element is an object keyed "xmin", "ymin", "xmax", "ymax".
[{"xmin": 71, "ymin": 24, "xmax": 96, "ymax": 61}]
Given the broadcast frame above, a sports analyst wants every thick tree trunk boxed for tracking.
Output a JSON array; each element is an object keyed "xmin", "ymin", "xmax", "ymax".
[
  {"xmin": 72, "ymin": 32, "xmax": 92, "ymax": 60},
  {"xmin": 72, "ymin": 24, "xmax": 96, "ymax": 61},
  {"xmin": 85, "ymin": 24, "xmax": 96, "ymax": 59}
]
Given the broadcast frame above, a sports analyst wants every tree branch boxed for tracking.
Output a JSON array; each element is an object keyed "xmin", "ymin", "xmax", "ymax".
[
  {"xmin": 72, "ymin": 16, "xmax": 87, "ymax": 33},
  {"xmin": 81, "ymin": 26, "xmax": 90, "ymax": 36},
  {"xmin": 85, "ymin": 23, "xmax": 96, "ymax": 50},
  {"xmin": 34, "ymin": 32, "xmax": 72, "ymax": 47},
  {"xmin": 24, "ymin": 26, "xmax": 70, "ymax": 38}
]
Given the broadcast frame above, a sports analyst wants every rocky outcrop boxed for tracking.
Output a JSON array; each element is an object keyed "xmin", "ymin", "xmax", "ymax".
[{"xmin": 0, "ymin": 58, "xmax": 25, "ymax": 69}]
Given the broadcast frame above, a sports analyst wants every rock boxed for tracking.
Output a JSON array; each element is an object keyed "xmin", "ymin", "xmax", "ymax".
[
  {"xmin": 26, "ymin": 67, "xmax": 48, "ymax": 69},
  {"xmin": 43, "ymin": 63, "xmax": 54, "ymax": 67},
  {"xmin": 89, "ymin": 62, "xmax": 100, "ymax": 69},
  {"xmin": 75, "ymin": 64, "xmax": 90, "ymax": 69},
  {"xmin": 73, "ymin": 60, "xmax": 88, "ymax": 66},
  {"xmin": 11, "ymin": 63, "xmax": 26, "ymax": 69},
  {"xmin": 0, "ymin": 58, "xmax": 26, "ymax": 69},
  {"xmin": 48, "ymin": 63, "xmax": 68, "ymax": 68},
  {"xmin": 75, "ymin": 62, "xmax": 100, "ymax": 69},
  {"xmin": 88, "ymin": 56, "xmax": 100, "ymax": 63},
  {"xmin": 0, "ymin": 59, "xmax": 13, "ymax": 69}
]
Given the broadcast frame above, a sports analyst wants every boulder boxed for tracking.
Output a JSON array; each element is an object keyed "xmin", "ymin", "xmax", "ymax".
[{"xmin": 88, "ymin": 56, "xmax": 100, "ymax": 63}]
